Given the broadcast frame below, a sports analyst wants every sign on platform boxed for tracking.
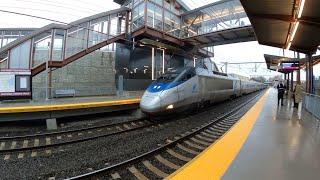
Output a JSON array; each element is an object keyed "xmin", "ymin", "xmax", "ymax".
[{"xmin": 0, "ymin": 69, "xmax": 32, "ymax": 100}]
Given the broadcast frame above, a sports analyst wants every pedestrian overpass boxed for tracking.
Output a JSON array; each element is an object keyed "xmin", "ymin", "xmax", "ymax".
[{"xmin": 0, "ymin": 0, "xmax": 255, "ymax": 77}]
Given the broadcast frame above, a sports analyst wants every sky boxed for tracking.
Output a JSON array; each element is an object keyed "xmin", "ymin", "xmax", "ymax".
[{"xmin": 0, "ymin": 0, "xmax": 319, "ymax": 80}]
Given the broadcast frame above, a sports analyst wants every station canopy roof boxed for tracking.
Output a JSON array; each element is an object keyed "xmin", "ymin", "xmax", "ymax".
[
  {"xmin": 265, "ymin": 54, "xmax": 320, "ymax": 73},
  {"xmin": 264, "ymin": 54, "xmax": 300, "ymax": 73},
  {"xmin": 240, "ymin": 0, "xmax": 320, "ymax": 54}
]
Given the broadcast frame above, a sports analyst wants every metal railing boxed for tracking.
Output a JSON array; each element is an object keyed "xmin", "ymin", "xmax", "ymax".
[{"xmin": 303, "ymin": 93, "xmax": 320, "ymax": 120}]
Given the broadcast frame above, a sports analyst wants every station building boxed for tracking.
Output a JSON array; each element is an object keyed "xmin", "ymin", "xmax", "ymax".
[{"xmin": 0, "ymin": 0, "xmax": 254, "ymax": 101}]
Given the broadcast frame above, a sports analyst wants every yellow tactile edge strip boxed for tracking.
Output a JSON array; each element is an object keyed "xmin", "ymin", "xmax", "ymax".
[
  {"xmin": 0, "ymin": 98, "xmax": 141, "ymax": 114},
  {"xmin": 168, "ymin": 89, "xmax": 270, "ymax": 180}
]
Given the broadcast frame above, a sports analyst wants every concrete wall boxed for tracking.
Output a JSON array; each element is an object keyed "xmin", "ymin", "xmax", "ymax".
[{"xmin": 32, "ymin": 50, "xmax": 116, "ymax": 101}]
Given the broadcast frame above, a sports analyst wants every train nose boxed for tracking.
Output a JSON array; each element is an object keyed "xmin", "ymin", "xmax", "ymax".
[{"xmin": 140, "ymin": 94, "xmax": 161, "ymax": 113}]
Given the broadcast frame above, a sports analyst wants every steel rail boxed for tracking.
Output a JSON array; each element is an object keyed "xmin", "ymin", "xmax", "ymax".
[
  {"xmin": 0, "ymin": 118, "xmax": 151, "ymax": 153},
  {"xmin": 67, "ymin": 92, "xmax": 263, "ymax": 179}
]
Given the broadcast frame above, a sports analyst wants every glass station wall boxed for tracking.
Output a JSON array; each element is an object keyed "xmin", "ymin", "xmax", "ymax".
[
  {"xmin": 181, "ymin": 0, "xmax": 250, "ymax": 38},
  {"xmin": 131, "ymin": 0, "xmax": 185, "ymax": 38},
  {"xmin": 130, "ymin": 0, "xmax": 251, "ymax": 39}
]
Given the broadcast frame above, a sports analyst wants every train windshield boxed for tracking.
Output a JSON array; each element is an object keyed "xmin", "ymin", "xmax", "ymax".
[
  {"xmin": 156, "ymin": 67, "xmax": 196, "ymax": 83},
  {"xmin": 156, "ymin": 73, "xmax": 179, "ymax": 83}
]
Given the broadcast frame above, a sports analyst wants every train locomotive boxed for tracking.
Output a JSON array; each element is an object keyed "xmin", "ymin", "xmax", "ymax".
[{"xmin": 140, "ymin": 65, "xmax": 265, "ymax": 115}]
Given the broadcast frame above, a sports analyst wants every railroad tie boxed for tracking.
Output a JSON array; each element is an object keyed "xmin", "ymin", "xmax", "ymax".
[
  {"xmin": 195, "ymin": 135, "xmax": 213, "ymax": 143},
  {"xmin": 128, "ymin": 166, "xmax": 149, "ymax": 180},
  {"xmin": 176, "ymin": 143, "xmax": 199, "ymax": 155},
  {"xmin": 10, "ymin": 141, "xmax": 17, "ymax": 149},
  {"xmin": 205, "ymin": 129, "xmax": 221, "ymax": 136},
  {"xmin": 0, "ymin": 142, "xmax": 5, "ymax": 150},
  {"xmin": 18, "ymin": 153, "xmax": 24, "ymax": 159},
  {"xmin": 34, "ymin": 139, "xmax": 39, "ymax": 147},
  {"xmin": 46, "ymin": 149, "xmax": 52, "ymax": 155},
  {"xmin": 123, "ymin": 124, "xmax": 130, "ymax": 129},
  {"xmin": 201, "ymin": 131, "xmax": 218, "ymax": 139},
  {"xmin": 155, "ymin": 155, "xmax": 180, "ymax": 170},
  {"xmin": 4, "ymin": 154, "xmax": 10, "ymax": 160},
  {"xmin": 115, "ymin": 126, "xmax": 123, "ymax": 131},
  {"xmin": 192, "ymin": 137, "xmax": 212, "ymax": 147},
  {"xmin": 46, "ymin": 138, "xmax": 51, "ymax": 145},
  {"xmin": 174, "ymin": 136, "xmax": 180, "ymax": 140},
  {"xmin": 184, "ymin": 140, "xmax": 206, "ymax": 150},
  {"xmin": 110, "ymin": 172, "xmax": 121, "ymax": 179},
  {"xmin": 22, "ymin": 140, "xmax": 29, "ymax": 148},
  {"xmin": 31, "ymin": 151, "xmax": 37, "ymax": 157},
  {"xmin": 142, "ymin": 160, "xmax": 169, "ymax": 178},
  {"xmin": 166, "ymin": 149, "xmax": 191, "ymax": 162}
]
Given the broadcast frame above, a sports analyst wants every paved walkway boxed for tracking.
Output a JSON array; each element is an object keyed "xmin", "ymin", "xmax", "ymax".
[
  {"xmin": 0, "ymin": 91, "xmax": 143, "ymax": 108},
  {"xmin": 223, "ymin": 88, "xmax": 320, "ymax": 180}
]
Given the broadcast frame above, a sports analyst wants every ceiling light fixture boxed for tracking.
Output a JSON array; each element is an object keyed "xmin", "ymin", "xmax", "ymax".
[
  {"xmin": 286, "ymin": 41, "xmax": 292, "ymax": 50},
  {"xmin": 290, "ymin": 21, "xmax": 300, "ymax": 42},
  {"xmin": 285, "ymin": 0, "xmax": 305, "ymax": 50},
  {"xmin": 297, "ymin": 0, "xmax": 305, "ymax": 18}
]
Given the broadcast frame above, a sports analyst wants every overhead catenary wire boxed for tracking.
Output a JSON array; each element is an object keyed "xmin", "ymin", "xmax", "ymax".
[
  {"xmin": 9, "ymin": 0, "xmax": 99, "ymax": 14},
  {"xmin": 0, "ymin": 6, "xmax": 81, "ymax": 17}
]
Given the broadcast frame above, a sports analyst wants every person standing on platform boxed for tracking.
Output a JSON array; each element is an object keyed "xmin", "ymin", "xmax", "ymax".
[
  {"xmin": 293, "ymin": 82, "xmax": 303, "ymax": 108},
  {"xmin": 277, "ymin": 82, "xmax": 285, "ymax": 106}
]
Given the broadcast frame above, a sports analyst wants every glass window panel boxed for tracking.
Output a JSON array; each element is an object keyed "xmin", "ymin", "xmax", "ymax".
[
  {"xmin": 52, "ymin": 29, "xmax": 65, "ymax": 61},
  {"xmin": 65, "ymin": 22, "xmax": 88, "ymax": 58},
  {"xmin": 132, "ymin": 2, "xmax": 145, "ymax": 31},
  {"xmin": 9, "ymin": 39, "xmax": 31, "ymax": 69},
  {"xmin": 33, "ymin": 31, "xmax": 51, "ymax": 67}
]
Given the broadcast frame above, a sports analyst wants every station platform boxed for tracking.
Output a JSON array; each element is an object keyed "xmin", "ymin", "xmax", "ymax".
[
  {"xmin": 169, "ymin": 88, "xmax": 320, "ymax": 180},
  {"xmin": 0, "ymin": 91, "xmax": 143, "ymax": 123}
]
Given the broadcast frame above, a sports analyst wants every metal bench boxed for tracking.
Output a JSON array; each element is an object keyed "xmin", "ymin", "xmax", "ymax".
[{"xmin": 54, "ymin": 89, "xmax": 76, "ymax": 98}]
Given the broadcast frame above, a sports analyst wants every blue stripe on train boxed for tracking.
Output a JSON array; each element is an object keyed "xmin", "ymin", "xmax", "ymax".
[{"xmin": 147, "ymin": 81, "xmax": 183, "ymax": 93}]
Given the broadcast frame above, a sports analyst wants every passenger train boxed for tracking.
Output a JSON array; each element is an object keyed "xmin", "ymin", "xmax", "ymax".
[{"xmin": 140, "ymin": 66, "xmax": 266, "ymax": 115}]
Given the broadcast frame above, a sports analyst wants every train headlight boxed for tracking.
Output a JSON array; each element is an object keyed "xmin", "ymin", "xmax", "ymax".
[{"xmin": 166, "ymin": 104, "xmax": 174, "ymax": 109}]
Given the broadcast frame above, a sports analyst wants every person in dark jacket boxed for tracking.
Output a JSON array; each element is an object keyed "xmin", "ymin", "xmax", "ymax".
[{"xmin": 277, "ymin": 82, "xmax": 285, "ymax": 106}]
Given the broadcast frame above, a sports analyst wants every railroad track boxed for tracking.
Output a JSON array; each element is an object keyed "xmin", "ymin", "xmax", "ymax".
[
  {"xmin": 0, "ymin": 118, "xmax": 152, "ymax": 154},
  {"xmin": 67, "ymin": 92, "xmax": 262, "ymax": 179}
]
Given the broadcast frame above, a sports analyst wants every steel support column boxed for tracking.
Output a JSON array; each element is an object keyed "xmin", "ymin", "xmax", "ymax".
[
  {"xmin": 306, "ymin": 59, "xmax": 309, "ymax": 92},
  {"xmin": 46, "ymin": 29, "xmax": 55, "ymax": 100},
  {"xmin": 152, "ymin": 47, "xmax": 155, "ymax": 80},
  {"xmin": 307, "ymin": 54, "xmax": 313, "ymax": 93},
  {"xmin": 162, "ymin": 49, "xmax": 165, "ymax": 74},
  {"xmin": 290, "ymin": 72, "xmax": 293, "ymax": 92},
  {"xmin": 0, "ymin": 31, "xmax": 4, "ymax": 48},
  {"xmin": 286, "ymin": 73, "xmax": 289, "ymax": 90},
  {"xmin": 224, "ymin": 62, "xmax": 228, "ymax": 73},
  {"xmin": 297, "ymin": 53, "xmax": 301, "ymax": 83},
  {"xmin": 125, "ymin": 11, "xmax": 129, "ymax": 35},
  {"xmin": 62, "ymin": 30, "xmax": 67, "ymax": 60}
]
